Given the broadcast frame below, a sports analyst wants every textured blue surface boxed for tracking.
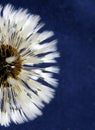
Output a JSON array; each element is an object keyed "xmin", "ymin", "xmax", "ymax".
[{"xmin": 0, "ymin": 0, "xmax": 95, "ymax": 130}]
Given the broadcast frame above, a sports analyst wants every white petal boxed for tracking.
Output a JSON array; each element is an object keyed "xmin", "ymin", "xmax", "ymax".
[{"xmin": 45, "ymin": 66, "xmax": 60, "ymax": 73}]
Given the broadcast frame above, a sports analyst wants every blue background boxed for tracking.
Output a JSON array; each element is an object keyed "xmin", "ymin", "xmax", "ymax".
[{"xmin": 1, "ymin": 0, "xmax": 95, "ymax": 130}]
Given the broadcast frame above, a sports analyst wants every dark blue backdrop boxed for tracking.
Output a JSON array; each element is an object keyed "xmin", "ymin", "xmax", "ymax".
[{"xmin": 0, "ymin": 0, "xmax": 95, "ymax": 130}]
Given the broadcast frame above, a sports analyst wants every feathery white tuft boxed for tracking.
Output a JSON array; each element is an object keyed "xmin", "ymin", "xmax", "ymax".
[
  {"xmin": 0, "ymin": 4, "xmax": 60, "ymax": 127},
  {"xmin": 6, "ymin": 56, "xmax": 17, "ymax": 63}
]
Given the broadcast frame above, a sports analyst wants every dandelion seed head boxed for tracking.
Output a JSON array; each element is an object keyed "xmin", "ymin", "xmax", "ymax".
[{"xmin": 0, "ymin": 4, "xmax": 59, "ymax": 127}]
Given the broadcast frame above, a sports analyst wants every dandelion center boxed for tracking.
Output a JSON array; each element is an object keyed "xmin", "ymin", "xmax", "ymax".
[{"xmin": 0, "ymin": 44, "xmax": 22, "ymax": 87}]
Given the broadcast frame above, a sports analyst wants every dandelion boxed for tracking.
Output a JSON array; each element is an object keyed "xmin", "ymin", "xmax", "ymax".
[{"xmin": 0, "ymin": 4, "xmax": 59, "ymax": 127}]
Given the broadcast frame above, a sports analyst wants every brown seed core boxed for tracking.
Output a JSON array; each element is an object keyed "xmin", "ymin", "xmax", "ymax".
[{"xmin": 0, "ymin": 44, "xmax": 22, "ymax": 87}]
